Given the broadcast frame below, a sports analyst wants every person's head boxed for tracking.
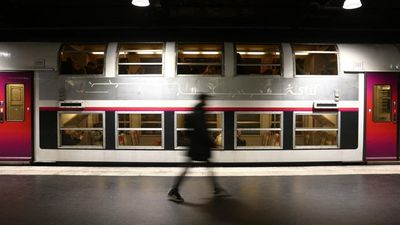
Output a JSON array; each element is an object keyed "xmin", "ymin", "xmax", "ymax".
[
  {"xmin": 86, "ymin": 61, "xmax": 98, "ymax": 73},
  {"xmin": 198, "ymin": 94, "xmax": 208, "ymax": 104}
]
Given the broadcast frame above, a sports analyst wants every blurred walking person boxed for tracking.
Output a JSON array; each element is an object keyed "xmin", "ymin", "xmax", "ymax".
[{"xmin": 168, "ymin": 94, "xmax": 229, "ymax": 203}]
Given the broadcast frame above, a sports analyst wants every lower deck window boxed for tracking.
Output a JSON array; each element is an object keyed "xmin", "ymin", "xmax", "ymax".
[
  {"xmin": 116, "ymin": 112, "xmax": 163, "ymax": 149},
  {"xmin": 294, "ymin": 112, "xmax": 339, "ymax": 149},
  {"xmin": 175, "ymin": 112, "xmax": 224, "ymax": 149},
  {"xmin": 59, "ymin": 112, "xmax": 104, "ymax": 148},
  {"xmin": 235, "ymin": 112, "xmax": 282, "ymax": 149}
]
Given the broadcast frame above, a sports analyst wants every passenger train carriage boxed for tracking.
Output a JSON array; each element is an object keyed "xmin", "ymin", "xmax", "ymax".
[{"xmin": 0, "ymin": 42, "xmax": 398, "ymax": 163}]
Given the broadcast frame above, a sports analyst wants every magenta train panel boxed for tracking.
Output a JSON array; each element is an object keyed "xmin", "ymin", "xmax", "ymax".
[{"xmin": 0, "ymin": 72, "xmax": 32, "ymax": 160}]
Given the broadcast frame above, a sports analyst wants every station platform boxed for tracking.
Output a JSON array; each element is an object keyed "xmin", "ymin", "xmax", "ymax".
[{"xmin": 1, "ymin": 165, "xmax": 400, "ymax": 225}]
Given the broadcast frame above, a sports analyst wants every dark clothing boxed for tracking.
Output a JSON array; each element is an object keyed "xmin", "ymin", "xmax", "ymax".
[
  {"xmin": 170, "ymin": 99, "xmax": 223, "ymax": 196},
  {"xmin": 237, "ymin": 137, "xmax": 247, "ymax": 146},
  {"xmin": 187, "ymin": 102, "xmax": 214, "ymax": 161}
]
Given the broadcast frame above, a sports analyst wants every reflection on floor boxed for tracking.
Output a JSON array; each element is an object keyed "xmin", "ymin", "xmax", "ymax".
[{"xmin": 1, "ymin": 169, "xmax": 400, "ymax": 225}]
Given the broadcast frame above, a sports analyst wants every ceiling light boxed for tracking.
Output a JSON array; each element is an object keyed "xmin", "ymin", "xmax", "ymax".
[
  {"xmin": 343, "ymin": 0, "xmax": 362, "ymax": 9},
  {"xmin": 182, "ymin": 51, "xmax": 201, "ymax": 55},
  {"xmin": 295, "ymin": 52, "xmax": 309, "ymax": 56},
  {"xmin": 201, "ymin": 51, "xmax": 221, "ymax": 55},
  {"xmin": 182, "ymin": 51, "xmax": 220, "ymax": 55},
  {"xmin": 136, "ymin": 50, "xmax": 163, "ymax": 55},
  {"xmin": 132, "ymin": 0, "xmax": 150, "ymax": 7},
  {"xmin": 0, "ymin": 51, "xmax": 11, "ymax": 58},
  {"xmin": 295, "ymin": 51, "xmax": 338, "ymax": 55},
  {"xmin": 238, "ymin": 51, "xmax": 266, "ymax": 55}
]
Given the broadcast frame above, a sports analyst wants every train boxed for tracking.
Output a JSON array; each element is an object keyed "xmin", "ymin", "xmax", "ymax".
[{"xmin": 0, "ymin": 42, "xmax": 399, "ymax": 164}]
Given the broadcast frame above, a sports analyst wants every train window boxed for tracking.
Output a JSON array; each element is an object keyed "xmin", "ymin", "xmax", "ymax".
[
  {"xmin": 235, "ymin": 44, "xmax": 281, "ymax": 76},
  {"xmin": 293, "ymin": 44, "xmax": 339, "ymax": 75},
  {"xmin": 175, "ymin": 112, "xmax": 224, "ymax": 149},
  {"xmin": 177, "ymin": 43, "xmax": 223, "ymax": 75},
  {"xmin": 59, "ymin": 44, "xmax": 106, "ymax": 75},
  {"xmin": 294, "ymin": 112, "xmax": 339, "ymax": 149},
  {"xmin": 235, "ymin": 112, "xmax": 282, "ymax": 149},
  {"xmin": 373, "ymin": 85, "xmax": 392, "ymax": 122},
  {"xmin": 116, "ymin": 112, "xmax": 163, "ymax": 149},
  {"xmin": 58, "ymin": 112, "xmax": 105, "ymax": 148},
  {"xmin": 117, "ymin": 43, "xmax": 164, "ymax": 75}
]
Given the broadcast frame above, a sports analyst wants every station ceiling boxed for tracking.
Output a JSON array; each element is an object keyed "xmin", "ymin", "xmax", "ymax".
[{"xmin": 0, "ymin": 0, "xmax": 400, "ymax": 42}]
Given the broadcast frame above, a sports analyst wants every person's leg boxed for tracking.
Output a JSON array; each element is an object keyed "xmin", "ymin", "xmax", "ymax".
[
  {"xmin": 168, "ymin": 159, "xmax": 191, "ymax": 202},
  {"xmin": 205, "ymin": 160, "xmax": 220, "ymax": 190},
  {"xmin": 172, "ymin": 165, "xmax": 189, "ymax": 190},
  {"xmin": 206, "ymin": 160, "xmax": 230, "ymax": 197}
]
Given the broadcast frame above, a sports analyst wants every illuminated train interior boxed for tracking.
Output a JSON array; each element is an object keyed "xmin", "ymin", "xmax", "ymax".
[{"xmin": 0, "ymin": 42, "xmax": 399, "ymax": 163}]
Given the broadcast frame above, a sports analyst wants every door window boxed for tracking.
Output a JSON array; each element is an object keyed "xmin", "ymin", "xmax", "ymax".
[
  {"xmin": 6, "ymin": 84, "xmax": 24, "ymax": 121},
  {"xmin": 373, "ymin": 84, "xmax": 392, "ymax": 122}
]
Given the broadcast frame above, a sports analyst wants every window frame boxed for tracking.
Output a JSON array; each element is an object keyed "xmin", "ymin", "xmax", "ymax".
[
  {"xmin": 115, "ymin": 111, "xmax": 164, "ymax": 149},
  {"xmin": 58, "ymin": 43, "xmax": 108, "ymax": 76},
  {"xmin": 234, "ymin": 111, "xmax": 283, "ymax": 150},
  {"xmin": 116, "ymin": 42, "xmax": 165, "ymax": 76},
  {"xmin": 57, "ymin": 111, "xmax": 106, "ymax": 149},
  {"xmin": 234, "ymin": 43, "xmax": 282, "ymax": 76},
  {"xmin": 176, "ymin": 43, "xmax": 224, "ymax": 76},
  {"xmin": 175, "ymin": 111, "xmax": 224, "ymax": 150},
  {"xmin": 292, "ymin": 44, "xmax": 340, "ymax": 77},
  {"xmin": 293, "ymin": 111, "xmax": 340, "ymax": 149}
]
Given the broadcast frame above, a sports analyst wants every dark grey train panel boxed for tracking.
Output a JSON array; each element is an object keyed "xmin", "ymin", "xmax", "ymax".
[
  {"xmin": 340, "ymin": 112, "xmax": 358, "ymax": 149},
  {"xmin": 164, "ymin": 112, "xmax": 175, "ymax": 150},
  {"xmin": 283, "ymin": 112, "xmax": 294, "ymax": 150},
  {"xmin": 39, "ymin": 111, "xmax": 58, "ymax": 149},
  {"xmin": 105, "ymin": 111, "xmax": 116, "ymax": 150},
  {"xmin": 224, "ymin": 111, "xmax": 235, "ymax": 150}
]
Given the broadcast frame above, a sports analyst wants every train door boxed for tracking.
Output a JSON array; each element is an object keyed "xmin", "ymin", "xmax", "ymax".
[
  {"xmin": 366, "ymin": 72, "xmax": 398, "ymax": 160},
  {"xmin": 0, "ymin": 72, "xmax": 32, "ymax": 161}
]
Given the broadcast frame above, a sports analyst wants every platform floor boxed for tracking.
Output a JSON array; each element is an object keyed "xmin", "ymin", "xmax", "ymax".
[{"xmin": 1, "ymin": 166, "xmax": 400, "ymax": 225}]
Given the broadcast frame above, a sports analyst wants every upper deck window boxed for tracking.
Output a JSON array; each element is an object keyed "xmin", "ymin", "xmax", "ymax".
[
  {"xmin": 177, "ymin": 43, "xmax": 223, "ymax": 75},
  {"xmin": 118, "ymin": 43, "xmax": 163, "ymax": 75},
  {"xmin": 293, "ymin": 44, "xmax": 339, "ymax": 75},
  {"xmin": 235, "ymin": 44, "xmax": 281, "ymax": 75},
  {"xmin": 59, "ymin": 44, "xmax": 106, "ymax": 75}
]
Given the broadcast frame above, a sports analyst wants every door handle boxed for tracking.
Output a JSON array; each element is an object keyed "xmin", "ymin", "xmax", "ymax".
[
  {"xmin": 393, "ymin": 101, "xmax": 397, "ymax": 123},
  {"xmin": 0, "ymin": 108, "xmax": 3, "ymax": 123}
]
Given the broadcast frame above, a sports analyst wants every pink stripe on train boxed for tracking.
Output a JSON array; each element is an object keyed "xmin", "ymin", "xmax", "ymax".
[{"xmin": 39, "ymin": 107, "xmax": 359, "ymax": 112}]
